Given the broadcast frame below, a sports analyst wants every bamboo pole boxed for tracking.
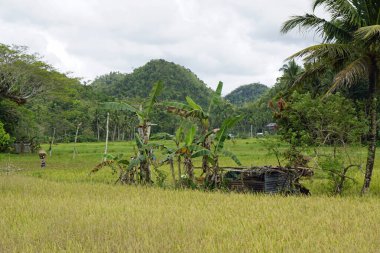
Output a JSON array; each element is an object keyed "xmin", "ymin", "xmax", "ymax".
[{"xmin": 103, "ymin": 112, "xmax": 110, "ymax": 162}]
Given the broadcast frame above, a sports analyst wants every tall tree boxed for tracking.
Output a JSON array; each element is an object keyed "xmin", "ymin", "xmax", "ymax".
[
  {"xmin": 281, "ymin": 0, "xmax": 380, "ymax": 194},
  {"xmin": 278, "ymin": 60, "xmax": 303, "ymax": 89},
  {"xmin": 0, "ymin": 44, "xmax": 52, "ymax": 104}
]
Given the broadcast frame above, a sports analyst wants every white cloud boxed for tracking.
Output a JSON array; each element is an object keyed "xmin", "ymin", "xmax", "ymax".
[{"xmin": 0, "ymin": 0, "xmax": 322, "ymax": 94}]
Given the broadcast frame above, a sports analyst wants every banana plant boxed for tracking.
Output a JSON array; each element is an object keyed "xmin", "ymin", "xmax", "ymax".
[
  {"xmin": 202, "ymin": 115, "xmax": 243, "ymax": 188},
  {"xmin": 101, "ymin": 81, "xmax": 163, "ymax": 183},
  {"xmin": 103, "ymin": 80, "xmax": 163, "ymax": 144},
  {"xmin": 91, "ymin": 133, "xmax": 167, "ymax": 185},
  {"xmin": 151, "ymin": 126, "xmax": 185, "ymax": 183},
  {"xmin": 172, "ymin": 125, "xmax": 210, "ymax": 186},
  {"xmin": 164, "ymin": 82, "xmax": 223, "ymax": 176}
]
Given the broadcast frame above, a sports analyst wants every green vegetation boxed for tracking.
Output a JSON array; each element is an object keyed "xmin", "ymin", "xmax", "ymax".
[
  {"xmin": 0, "ymin": 121, "xmax": 11, "ymax": 152},
  {"xmin": 281, "ymin": 0, "xmax": 380, "ymax": 194},
  {"xmin": 1, "ymin": 140, "xmax": 380, "ymax": 252},
  {"xmin": 1, "ymin": 140, "xmax": 379, "ymax": 194},
  {"xmin": 224, "ymin": 83, "xmax": 269, "ymax": 106},
  {"xmin": 92, "ymin": 59, "xmax": 214, "ymax": 107},
  {"xmin": 1, "ymin": 0, "xmax": 380, "ymax": 251}
]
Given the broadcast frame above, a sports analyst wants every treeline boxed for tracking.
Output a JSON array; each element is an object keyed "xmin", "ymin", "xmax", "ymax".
[
  {"xmin": 0, "ymin": 44, "xmax": 277, "ymax": 150},
  {"xmin": 0, "ymin": 42, "xmax": 373, "ymax": 150}
]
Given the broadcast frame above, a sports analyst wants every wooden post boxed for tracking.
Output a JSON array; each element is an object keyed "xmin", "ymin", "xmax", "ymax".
[
  {"xmin": 73, "ymin": 122, "xmax": 82, "ymax": 159},
  {"xmin": 97, "ymin": 117, "xmax": 100, "ymax": 141},
  {"xmin": 103, "ymin": 112, "xmax": 110, "ymax": 162},
  {"xmin": 48, "ymin": 127, "xmax": 55, "ymax": 157}
]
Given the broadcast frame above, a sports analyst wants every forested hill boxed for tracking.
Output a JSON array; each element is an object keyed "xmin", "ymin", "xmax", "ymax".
[
  {"xmin": 224, "ymin": 83, "xmax": 269, "ymax": 106},
  {"xmin": 91, "ymin": 59, "xmax": 213, "ymax": 106}
]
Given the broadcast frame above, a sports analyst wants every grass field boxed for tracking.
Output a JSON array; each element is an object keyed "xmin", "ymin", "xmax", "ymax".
[{"xmin": 1, "ymin": 139, "xmax": 380, "ymax": 252}]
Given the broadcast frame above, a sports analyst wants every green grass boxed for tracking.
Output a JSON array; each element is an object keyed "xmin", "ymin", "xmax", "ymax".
[
  {"xmin": 0, "ymin": 139, "xmax": 380, "ymax": 252},
  {"xmin": 1, "ymin": 138, "xmax": 379, "ymax": 195}
]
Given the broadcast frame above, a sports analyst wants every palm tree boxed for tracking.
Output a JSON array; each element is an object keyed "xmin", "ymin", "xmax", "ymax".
[
  {"xmin": 281, "ymin": 0, "xmax": 380, "ymax": 194},
  {"xmin": 279, "ymin": 59, "xmax": 303, "ymax": 89}
]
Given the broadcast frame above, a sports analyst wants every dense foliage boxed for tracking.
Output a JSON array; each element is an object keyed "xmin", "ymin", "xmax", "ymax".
[
  {"xmin": 224, "ymin": 83, "xmax": 269, "ymax": 106},
  {"xmin": 281, "ymin": 0, "xmax": 380, "ymax": 193},
  {"xmin": 275, "ymin": 92, "xmax": 367, "ymax": 147},
  {"xmin": 92, "ymin": 59, "xmax": 214, "ymax": 107}
]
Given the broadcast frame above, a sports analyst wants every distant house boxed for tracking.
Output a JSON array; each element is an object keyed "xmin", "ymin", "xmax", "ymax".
[
  {"xmin": 266, "ymin": 123, "xmax": 278, "ymax": 133},
  {"xmin": 13, "ymin": 142, "xmax": 31, "ymax": 153}
]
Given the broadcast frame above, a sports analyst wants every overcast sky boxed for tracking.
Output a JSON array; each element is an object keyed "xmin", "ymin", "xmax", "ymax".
[{"xmin": 0, "ymin": 0, "xmax": 323, "ymax": 94}]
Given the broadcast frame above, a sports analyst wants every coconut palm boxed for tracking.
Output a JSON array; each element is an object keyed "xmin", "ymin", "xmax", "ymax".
[
  {"xmin": 279, "ymin": 59, "xmax": 303, "ymax": 89},
  {"xmin": 281, "ymin": 0, "xmax": 380, "ymax": 194}
]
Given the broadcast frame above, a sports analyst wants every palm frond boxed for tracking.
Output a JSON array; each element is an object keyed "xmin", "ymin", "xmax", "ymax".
[
  {"xmin": 281, "ymin": 14, "xmax": 352, "ymax": 42},
  {"xmin": 287, "ymin": 44, "xmax": 353, "ymax": 63},
  {"xmin": 313, "ymin": 0, "xmax": 362, "ymax": 27},
  {"xmin": 355, "ymin": 25, "xmax": 380, "ymax": 43},
  {"xmin": 291, "ymin": 62, "xmax": 329, "ymax": 90},
  {"xmin": 327, "ymin": 55, "xmax": 370, "ymax": 94}
]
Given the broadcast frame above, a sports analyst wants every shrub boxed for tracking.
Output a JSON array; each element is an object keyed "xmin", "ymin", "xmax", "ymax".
[{"xmin": 0, "ymin": 121, "xmax": 11, "ymax": 152}]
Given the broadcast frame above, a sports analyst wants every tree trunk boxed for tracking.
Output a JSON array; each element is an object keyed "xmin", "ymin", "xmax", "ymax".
[
  {"xmin": 362, "ymin": 65, "xmax": 378, "ymax": 195},
  {"xmin": 137, "ymin": 123, "xmax": 152, "ymax": 183},
  {"xmin": 202, "ymin": 137, "xmax": 211, "ymax": 178},
  {"xmin": 177, "ymin": 156, "xmax": 182, "ymax": 182},
  {"xmin": 170, "ymin": 159, "xmax": 177, "ymax": 186},
  {"xmin": 184, "ymin": 156, "xmax": 194, "ymax": 182}
]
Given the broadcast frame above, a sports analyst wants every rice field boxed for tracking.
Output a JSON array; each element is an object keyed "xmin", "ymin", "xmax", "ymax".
[{"xmin": 1, "ymin": 139, "xmax": 380, "ymax": 252}]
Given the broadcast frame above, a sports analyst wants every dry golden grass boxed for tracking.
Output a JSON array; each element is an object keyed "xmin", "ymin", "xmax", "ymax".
[{"xmin": 1, "ymin": 175, "xmax": 380, "ymax": 253}]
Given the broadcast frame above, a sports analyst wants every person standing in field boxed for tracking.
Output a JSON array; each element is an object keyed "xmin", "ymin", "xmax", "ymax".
[{"xmin": 39, "ymin": 150, "xmax": 47, "ymax": 168}]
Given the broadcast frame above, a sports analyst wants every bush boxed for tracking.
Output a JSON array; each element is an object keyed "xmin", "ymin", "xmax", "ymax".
[{"xmin": 0, "ymin": 121, "xmax": 11, "ymax": 152}]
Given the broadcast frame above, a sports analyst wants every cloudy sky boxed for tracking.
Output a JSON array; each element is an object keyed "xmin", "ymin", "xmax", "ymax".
[{"xmin": 0, "ymin": 0, "xmax": 323, "ymax": 94}]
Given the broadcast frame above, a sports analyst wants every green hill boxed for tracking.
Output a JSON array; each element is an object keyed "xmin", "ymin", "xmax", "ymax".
[
  {"xmin": 225, "ymin": 83, "xmax": 269, "ymax": 106},
  {"xmin": 91, "ymin": 59, "xmax": 213, "ymax": 106}
]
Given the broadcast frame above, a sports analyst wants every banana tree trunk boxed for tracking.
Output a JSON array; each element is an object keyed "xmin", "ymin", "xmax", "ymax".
[
  {"xmin": 177, "ymin": 156, "xmax": 182, "ymax": 183},
  {"xmin": 202, "ymin": 137, "xmax": 211, "ymax": 177},
  {"xmin": 184, "ymin": 156, "xmax": 194, "ymax": 182},
  {"xmin": 137, "ymin": 123, "xmax": 151, "ymax": 144},
  {"xmin": 138, "ymin": 123, "xmax": 152, "ymax": 183},
  {"xmin": 209, "ymin": 157, "xmax": 221, "ymax": 188},
  {"xmin": 362, "ymin": 65, "xmax": 378, "ymax": 194},
  {"xmin": 169, "ymin": 159, "xmax": 177, "ymax": 186}
]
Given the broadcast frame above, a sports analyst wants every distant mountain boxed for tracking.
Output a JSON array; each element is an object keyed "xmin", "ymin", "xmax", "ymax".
[
  {"xmin": 91, "ymin": 59, "xmax": 214, "ymax": 106},
  {"xmin": 224, "ymin": 83, "xmax": 269, "ymax": 106}
]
